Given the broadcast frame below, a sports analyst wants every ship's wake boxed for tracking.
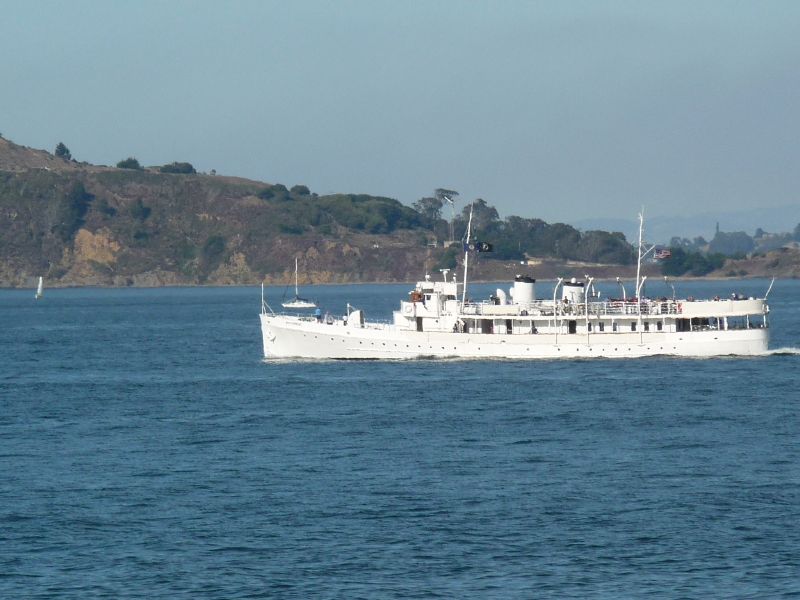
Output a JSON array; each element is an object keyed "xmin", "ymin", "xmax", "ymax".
[{"xmin": 760, "ymin": 347, "xmax": 800, "ymax": 356}]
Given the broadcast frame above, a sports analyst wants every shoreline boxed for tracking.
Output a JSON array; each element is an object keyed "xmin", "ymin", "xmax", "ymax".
[{"xmin": 0, "ymin": 274, "xmax": 785, "ymax": 291}]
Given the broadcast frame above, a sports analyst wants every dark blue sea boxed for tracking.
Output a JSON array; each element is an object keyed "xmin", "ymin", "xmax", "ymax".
[{"xmin": 1, "ymin": 279, "xmax": 799, "ymax": 598}]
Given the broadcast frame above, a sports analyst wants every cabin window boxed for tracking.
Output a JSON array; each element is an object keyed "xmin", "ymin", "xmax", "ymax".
[
  {"xmin": 612, "ymin": 322, "xmax": 618, "ymax": 332},
  {"xmin": 416, "ymin": 317, "xmax": 423, "ymax": 332},
  {"xmin": 644, "ymin": 322, "xmax": 650, "ymax": 332},
  {"xmin": 568, "ymin": 320, "xmax": 577, "ymax": 334},
  {"xmin": 481, "ymin": 319, "xmax": 493, "ymax": 334},
  {"xmin": 631, "ymin": 322, "xmax": 637, "ymax": 332},
  {"xmin": 506, "ymin": 319, "xmax": 513, "ymax": 334},
  {"xmin": 587, "ymin": 322, "xmax": 592, "ymax": 332},
  {"xmin": 690, "ymin": 318, "xmax": 713, "ymax": 331},
  {"xmin": 657, "ymin": 321, "xmax": 663, "ymax": 331},
  {"xmin": 599, "ymin": 322, "xmax": 605, "ymax": 332}
]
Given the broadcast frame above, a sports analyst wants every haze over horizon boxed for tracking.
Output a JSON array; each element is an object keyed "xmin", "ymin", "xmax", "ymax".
[{"xmin": 2, "ymin": 1, "xmax": 799, "ymax": 225}]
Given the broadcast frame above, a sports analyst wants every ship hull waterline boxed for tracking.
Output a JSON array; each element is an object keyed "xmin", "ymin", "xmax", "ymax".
[{"xmin": 260, "ymin": 314, "xmax": 768, "ymax": 359}]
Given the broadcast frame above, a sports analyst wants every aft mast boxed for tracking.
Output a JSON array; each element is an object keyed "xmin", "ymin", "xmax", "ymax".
[{"xmin": 461, "ymin": 204, "xmax": 474, "ymax": 309}]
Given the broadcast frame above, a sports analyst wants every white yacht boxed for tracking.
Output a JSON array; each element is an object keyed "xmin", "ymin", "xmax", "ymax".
[{"xmin": 260, "ymin": 213, "xmax": 770, "ymax": 359}]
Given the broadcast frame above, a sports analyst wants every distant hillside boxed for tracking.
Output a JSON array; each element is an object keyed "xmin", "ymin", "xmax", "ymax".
[
  {"xmin": 574, "ymin": 206, "xmax": 800, "ymax": 245},
  {"xmin": 8, "ymin": 134, "xmax": 795, "ymax": 288},
  {"xmin": 0, "ymin": 137, "xmax": 438, "ymax": 287}
]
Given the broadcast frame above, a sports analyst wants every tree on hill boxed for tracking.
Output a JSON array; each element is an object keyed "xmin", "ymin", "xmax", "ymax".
[
  {"xmin": 159, "ymin": 162, "xmax": 196, "ymax": 174},
  {"xmin": 412, "ymin": 196, "xmax": 443, "ymax": 224},
  {"xmin": 290, "ymin": 184, "xmax": 311, "ymax": 196},
  {"xmin": 55, "ymin": 142, "xmax": 71, "ymax": 160},
  {"xmin": 117, "ymin": 157, "xmax": 143, "ymax": 170},
  {"xmin": 661, "ymin": 247, "xmax": 726, "ymax": 276},
  {"xmin": 51, "ymin": 182, "xmax": 93, "ymax": 241},
  {"xmin": 461, "ymin": 198, "xmax": 499, "ymax": 233},
  {"xmin": 708, "ymin": 230, "xmax": 754, "ymax": 256}
]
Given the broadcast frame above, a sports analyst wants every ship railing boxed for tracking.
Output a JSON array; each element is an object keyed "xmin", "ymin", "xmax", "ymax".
[
  {"xmin": 460, "ymin": 299, "xmax": 680, "ymax": 318},
  {"xmin": 592, "ymin": 300, "xmax": 679, "ymax": 316},
  {"xmin": 460, "ymin": 300, "xmax": 556, "ymax": 317}
]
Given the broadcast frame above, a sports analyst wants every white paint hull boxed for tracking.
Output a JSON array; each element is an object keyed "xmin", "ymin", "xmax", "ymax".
[{"xmin": 260, "ymin": 314, "xmax": 769, "ymax": 359}]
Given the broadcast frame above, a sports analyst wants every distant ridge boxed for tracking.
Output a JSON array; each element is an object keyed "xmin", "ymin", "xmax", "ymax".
[
  {"xmin": 573, "ymin": 205, "xmax": 800, "ymax": 244},
  {"xmin": 0, "ymin": 136, "xmax": 96, "ymax": 172},
  {"xmin": 2, "ymin": 133, "xmax": 799, "ymax": 286}
]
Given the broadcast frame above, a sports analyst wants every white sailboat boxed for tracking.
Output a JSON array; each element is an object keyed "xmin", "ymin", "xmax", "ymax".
[
  {"xmin": 35, "ymin": 276, "xmax": 44, "ymax": 300},
  {"xmin": 281, "ymin": 258, "xmax": 317, "ymax": 309}
]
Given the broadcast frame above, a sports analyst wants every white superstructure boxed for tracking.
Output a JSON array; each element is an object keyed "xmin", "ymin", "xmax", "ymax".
[{"xmin": 260, "ymin": 211, "xmax": 770, "ymax": 359}]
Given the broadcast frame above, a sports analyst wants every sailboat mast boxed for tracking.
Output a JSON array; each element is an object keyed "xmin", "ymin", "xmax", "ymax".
[
  {"xmin": 295, "ymin": 257, "xmax": 299, "ymax": 296},
  {"xmin": 635, "ymin": 209, "xmax": 644, "ymax": 300}
]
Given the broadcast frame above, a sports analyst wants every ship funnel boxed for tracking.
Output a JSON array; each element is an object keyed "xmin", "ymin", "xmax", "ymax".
[
  {"xmin": 495, "ymin": 288, "xmax": 507, "ymax": 305},
  {"xmin": 513, "ymin": 275, "xmax": 536, "ymax": 304},
  {"xmin": 562, "ymin": 279, "xmax": 585, "ymax": 304}
]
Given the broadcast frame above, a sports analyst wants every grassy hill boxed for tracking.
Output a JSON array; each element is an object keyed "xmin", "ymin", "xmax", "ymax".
[
  {"xmin": 0, "ymin": 137, "xmax": 438, "ymax": 287},
  {"xmin": 4, "ymin": 135, "xmax": 794, "ymax": 288}
]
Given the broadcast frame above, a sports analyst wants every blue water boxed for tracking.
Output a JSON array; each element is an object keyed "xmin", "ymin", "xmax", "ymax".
[{"xmin": 1, "ymin": 279, "xmax": 799, "ymax": 598}]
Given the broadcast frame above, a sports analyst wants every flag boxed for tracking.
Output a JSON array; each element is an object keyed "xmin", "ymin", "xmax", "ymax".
[{"xmin": 462, "ymin": 241, "xmax": 494, "ymax": 252}]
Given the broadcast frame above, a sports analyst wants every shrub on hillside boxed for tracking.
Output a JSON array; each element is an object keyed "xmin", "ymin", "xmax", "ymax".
[
  {"xmin": 159, "ymin": 162, "xmax": 196, "ymax": 174},
  {"xmin": 117, "ymin": 157, "xmax": 143, "ymax": 170},
  {"xmin": 290, "ymin": 184, "xmax": 311, "ymax": 196},
  {"xmin": 51, "ymin": 182, "xmax": 93, "ymax": 241}
]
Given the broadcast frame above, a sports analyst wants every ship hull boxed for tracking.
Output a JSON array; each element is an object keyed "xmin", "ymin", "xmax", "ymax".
[{"xmin": 260, "ymin": 314, "xmax": 769, "ymax": 359}]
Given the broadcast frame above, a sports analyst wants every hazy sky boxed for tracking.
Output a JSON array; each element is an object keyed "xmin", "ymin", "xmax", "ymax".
[{"xmin": 2, "ymin": 1, "xmax": 799, "ymax": 223}]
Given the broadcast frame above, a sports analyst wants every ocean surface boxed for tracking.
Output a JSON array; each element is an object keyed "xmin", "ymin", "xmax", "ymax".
[{"xmin": 1, "ymin": 278, "xmax": 799, "ymax": 598}]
